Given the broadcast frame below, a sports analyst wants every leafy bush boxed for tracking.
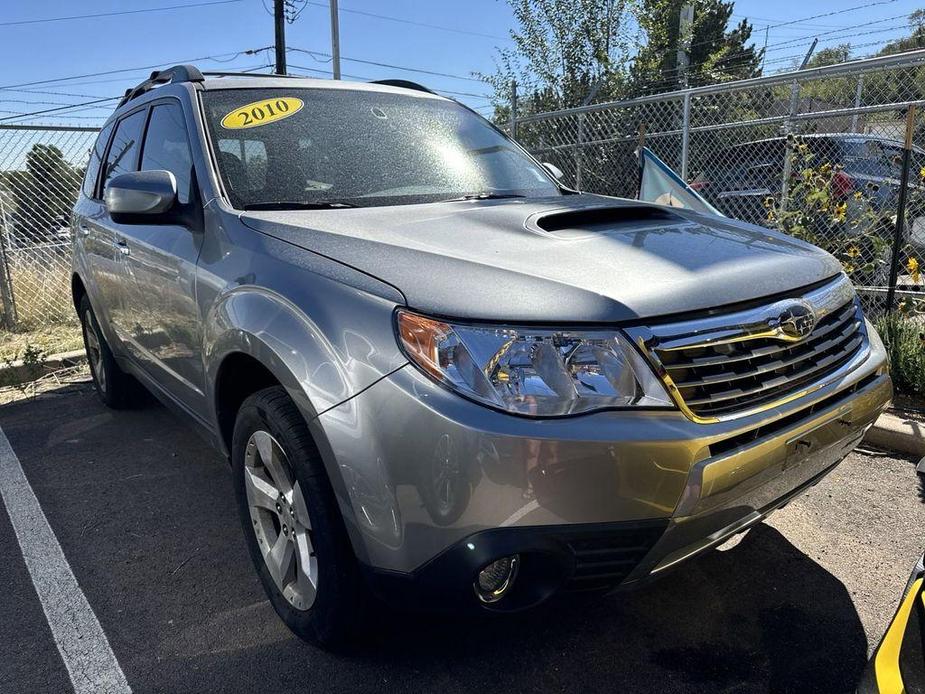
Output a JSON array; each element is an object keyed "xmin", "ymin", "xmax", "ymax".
[
  {"xmin": 0, "ymin": 343, "xmax": 48, "ymax": 396},
  {"xmin": 875, "ymin": 311, "xmax": 925, "ymax": 398},
  {"xmin": 765, "ymin": 138, "xmax": 893, "ymax": 284}
]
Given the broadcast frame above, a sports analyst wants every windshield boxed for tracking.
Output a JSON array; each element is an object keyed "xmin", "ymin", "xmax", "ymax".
[{"xmin": 200, "ymin": 87, "xmax": 560, "ymax": 208}]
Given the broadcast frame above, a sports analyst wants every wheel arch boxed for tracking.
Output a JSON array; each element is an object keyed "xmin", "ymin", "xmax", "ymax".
[
  {"xmin": 71, "ymin": 272, "xmax": 87, "ymax": 313},
  {"xmin": 204, "ymin": 287, "xmax": 393, "ymax": 565}
]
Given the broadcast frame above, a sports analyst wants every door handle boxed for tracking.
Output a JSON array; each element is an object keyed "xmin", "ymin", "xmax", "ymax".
[
  {"xmin": 115, "ymin": 239, "xmax": 130, "ymax": 256},
  {"xmin": 78, "ymin": 224, "xmax": 91, "ymax": 237}
]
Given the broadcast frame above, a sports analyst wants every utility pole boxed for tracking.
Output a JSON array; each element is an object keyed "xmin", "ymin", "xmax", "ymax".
[
  {"xmin": 274, "ymin": 0, "xmax": 287, "ymax": 75},
  {"xmin": 779, "ymin": 38, "xmax": 818, "ymax": 213},
  {"xmin": 329, "ymin": 0, "xmax": 341, "ymax": 79},
  {"xmin": 761, "ymin": 25, "xmax": 769, "ymax": 71},
  {"xmin": 677, "ymin": 4, "xmax": 694, "ymax": 89}
]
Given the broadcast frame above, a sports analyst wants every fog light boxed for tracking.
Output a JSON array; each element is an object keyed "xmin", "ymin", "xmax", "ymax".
[{"xmin": 474, "ymin": 555, "xmax": 519, "ymax": 603}]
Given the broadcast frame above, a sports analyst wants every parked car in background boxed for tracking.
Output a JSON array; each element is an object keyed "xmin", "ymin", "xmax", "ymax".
[
  {"xmin": 691, "ymin": 134, "xmax": 925, "ymax": 240},
  {"xmin": 72, "ymin": 65, "xmax": 891, "ymax": 648}
]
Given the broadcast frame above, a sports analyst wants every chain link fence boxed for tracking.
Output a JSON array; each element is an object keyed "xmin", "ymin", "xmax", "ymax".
[
  {"xmin": 3, "ymin": 52, "xmax": 925, "ymax": 334},
  {"xmin": 0, "ymin": 124, "xmax": 98, "ymax": 331},
  {"xmin": 513, "ymin": 50, "xmax": 925, "ymax": 317}
]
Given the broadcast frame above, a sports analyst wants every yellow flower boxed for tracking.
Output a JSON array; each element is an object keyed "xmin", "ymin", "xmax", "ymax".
[
  {"xmin": 853, "ymin": 191, "xmax": 863, "ymax": 200},
  {"xmin": 833, "ymin": 203, "xmax": 847, "ymax": 222},
  {"xmin": 843, "ymin": 263, "xmax": 855, "ymax": 274},
  {"xmin": 908, "ymin": 257, "xmax": 921, "ymax": 284},
  {"xmin": 919, "ymin": 166, "xmax": 925, "ymax": 179},
  {"xmin": 820, "ymin": 162, "xmax": 832, "ymax": 174},
  {"xmin": 846, "ymin": 246, "xmax": 861, "ymax": 258}
]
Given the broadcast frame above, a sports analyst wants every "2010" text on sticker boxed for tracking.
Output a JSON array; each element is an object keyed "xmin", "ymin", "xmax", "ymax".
[{"xmin": 220, "ymin": 97, "xmax": 304, "ymax": 129}]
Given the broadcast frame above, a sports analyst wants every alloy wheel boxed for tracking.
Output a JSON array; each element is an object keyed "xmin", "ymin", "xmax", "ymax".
[
  {"xmin": 244, "ymin": 430, "xmax": 318, "ymax": 611},
  {"xmin": 83, "ymin": 309, "xmax": 106, "ymax": 393}
]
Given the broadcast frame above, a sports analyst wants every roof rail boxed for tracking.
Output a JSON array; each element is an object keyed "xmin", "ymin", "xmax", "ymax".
[
  {"xmin": 201, "ymin": 70, "xmax": 300, "ymax": 78},
  {"xmin": 118, "ymin": 64, "xmax": 205, "ymax": 107},
  {"xmin": 370, "ymin": 79, "xmax": 436, "ymax": 95}
]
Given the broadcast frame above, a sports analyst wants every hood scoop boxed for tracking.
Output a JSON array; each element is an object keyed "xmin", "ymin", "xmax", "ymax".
[{"xmin": 527, "ymin": 204, "xmax": 685, "ymax": 239}]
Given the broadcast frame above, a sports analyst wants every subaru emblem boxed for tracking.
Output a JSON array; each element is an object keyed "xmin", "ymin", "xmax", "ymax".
[{"xmin": 776, "ymin": 301, "xmax": 817, "ymax": 340}]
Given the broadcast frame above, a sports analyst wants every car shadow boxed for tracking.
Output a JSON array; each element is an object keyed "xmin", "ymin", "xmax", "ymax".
[
  {"xmin": 0, "ymin": 386, "xmax": 870, "ymax": 694},
  {"xmin": 353, "ymin": 523, "xmax": 868, "ymax": 694}
]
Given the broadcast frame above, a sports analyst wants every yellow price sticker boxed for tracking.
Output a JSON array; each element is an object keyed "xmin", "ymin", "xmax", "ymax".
[{"xmin": 220, "ymin": 97, "xmax": 304, "ymax": 129}]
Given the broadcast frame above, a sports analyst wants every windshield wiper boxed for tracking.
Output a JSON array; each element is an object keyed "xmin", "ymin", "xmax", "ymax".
[
  {"xmin": 441, "ymin": 192, "xmax": 527, "ymax": 202},
  {"xmin": 242, "ymin": 200, "xmax": 356, "ymax": 210}
]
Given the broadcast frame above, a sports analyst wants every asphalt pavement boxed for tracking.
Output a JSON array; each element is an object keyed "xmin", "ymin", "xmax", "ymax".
[{"xmin": 1, "ymin": 381, "xmax": 923, "ymax": 694}]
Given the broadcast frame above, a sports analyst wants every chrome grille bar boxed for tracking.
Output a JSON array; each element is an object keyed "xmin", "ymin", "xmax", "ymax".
[{"xmin": 625, "ymin": 275, "xmax": 871, "ymax": 422}]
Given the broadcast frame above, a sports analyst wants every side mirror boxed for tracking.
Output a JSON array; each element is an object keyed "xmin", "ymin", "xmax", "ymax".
[
  {"xmin": 542, "ymin": 162, "xmax": 565, "ymax": 180},
  {"xmin": 104, "ymin": 170, "xmax": 178, "ymax": 224}
]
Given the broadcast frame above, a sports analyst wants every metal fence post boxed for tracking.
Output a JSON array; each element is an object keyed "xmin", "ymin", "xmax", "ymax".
[
  {"xmin": 779, "ymin": 80, "xmax": 802, "ymax": 214},
  {"xmin": 509, "ymin": 80, "xmax": 518, "ymax": 140},
  {"xmin": 576, "ymin": 112, "xmax": 584, "ymax": 189},
  {"xmin": 885, "ymin": 105, "xmax": 917, "ymax": 312},
  {"xmin": 680, "ymin": 91, "xmax": 691, "ymax": 182},
  {"xmin": 0, "ymin": 193, "xmax": 17, "ymax": 328},
  {"xmin": 779, "ymin": 41, "xmax": 816, "ymax": 215},
  {"xmin": 851, "ymin": 75, "xmax": 864, "ymax": 133}
]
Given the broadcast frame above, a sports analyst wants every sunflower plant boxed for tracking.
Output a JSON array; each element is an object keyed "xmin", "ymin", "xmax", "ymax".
[{"xmin": 764, "ymin": 137, "xmax": 892, "ymax": 285}]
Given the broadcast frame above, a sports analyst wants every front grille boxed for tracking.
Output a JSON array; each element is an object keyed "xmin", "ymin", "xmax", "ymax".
[
  {"xmin": 639, "ymin": 279, "xmax": 869, "ymax": 419},
  {"xmin": 562, "ymin": 524, "xmax": 665, "ymax": 591}
]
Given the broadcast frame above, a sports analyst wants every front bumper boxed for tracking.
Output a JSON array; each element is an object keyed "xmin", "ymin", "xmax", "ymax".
[{"xmin": 316, "ymin": 324, "xmax": 891, "ymax": 610}]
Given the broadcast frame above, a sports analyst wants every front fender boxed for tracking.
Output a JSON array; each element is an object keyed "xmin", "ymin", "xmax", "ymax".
[
  {"xmin": 203, "ymin": 284, "xmax": 406, "ymax": 421},
  {"xmin": 202, "ymin": 285, "xmax": 407, "ymax": 563}
]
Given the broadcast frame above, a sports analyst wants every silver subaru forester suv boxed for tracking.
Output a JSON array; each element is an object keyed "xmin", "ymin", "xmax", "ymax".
[{"xmin": 72, "ymin": 65, "xmax": 892, "ymax": 647}]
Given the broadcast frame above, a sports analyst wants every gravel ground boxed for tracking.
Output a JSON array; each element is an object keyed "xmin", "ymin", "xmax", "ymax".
[
  {"xmin": 0, "ymin": 382, "xmax": 922, "ymax": 694},
  {"xmin": 766, "ymin": 445, "xmax": 924, "ymax": 648}
]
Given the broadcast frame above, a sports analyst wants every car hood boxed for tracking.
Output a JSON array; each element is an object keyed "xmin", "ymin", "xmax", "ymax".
[{"xmin": 239, "ymin": 194, "xmax": 843, "ymax": 322}]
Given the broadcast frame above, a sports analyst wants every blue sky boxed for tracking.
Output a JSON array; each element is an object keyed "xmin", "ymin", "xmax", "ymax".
[{"xmin": 0, "ymin": 0, "xmax": 922, "ymax": 126}]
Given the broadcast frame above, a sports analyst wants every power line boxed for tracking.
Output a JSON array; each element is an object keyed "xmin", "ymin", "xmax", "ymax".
[
  {"xmin": 288, "ymin": 47, "xmax": 483, "ymax": 82},
  {"xmin": 285, "ymin": 63, "xmax": 492, "ymax": 101},
  {"xmin": 0, "ymin": 0, "xmax": 245, "ymax": 28},
  {"xmin": 0, "ymin": 97, "xmax": 120, "ymax": 123},
  {"xmin": 646, "ymin": 14, "xmax": 914, "ymax": 85},
  {"xmin": 0, "ymin": 48, "xmax": 273, "ymax": 92},
  {"xmin": 764, "ymin": 17, "xmax": 911, "ymax": 53},
  {"xmin": 0, "ymin": 63, "xmax": 275, "ymax": 125},
  {"xmin": 747, "ymin": 0, "xmax": 899, "ymax": 32},
  {"xmin": 304, "ymin": 1, "xmax": 511, "ymax": 41},
  {"xmin": 1, "ymin": 87, "xmax": 119, "ymax": 99},
  {"xmin": 0, "ymin": 98, "xmax": 87, "ymax": 107}
]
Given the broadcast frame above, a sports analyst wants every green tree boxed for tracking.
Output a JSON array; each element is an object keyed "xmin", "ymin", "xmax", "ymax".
[
  {"xmin": 631, "ymin": 0, "xmax": 762, "ymax": 92},
  {"xmin": 7, "ymin": 144, "xmax": 81, "ymax": 244},
  {"xmin": 805, "ymin": 44, "xmax": 852, "ymax": 69},
  {"xmin": 482, "ymin": 0, "xmax": 637, "ymax": 118},
  {"xmin": 877, "ymin": 9, "xmax": 925, "ymax": 55}
]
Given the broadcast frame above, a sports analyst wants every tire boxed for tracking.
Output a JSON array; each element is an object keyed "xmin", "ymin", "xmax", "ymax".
[
  {"xmin": 232, "ymin": 386, "xmax": 365, "ymax": 648},
  {"xmin": 79, "ymin": 294, "xmax": 144, "ymax": 409}
]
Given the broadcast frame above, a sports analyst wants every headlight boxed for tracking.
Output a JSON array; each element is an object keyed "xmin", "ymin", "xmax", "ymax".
[{"xmin": 396, "ymin": 310, "xmax": 673, "ymax": 416}]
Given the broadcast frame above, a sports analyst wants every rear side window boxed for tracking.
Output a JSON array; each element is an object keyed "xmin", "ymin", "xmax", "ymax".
[
  {"xmin": 102, "ymin": 109, "xmax": 147, "ymax": 192},
  {"xmin": 82, "ymin": 122, "xmax": 114, "ymax": 199},
  {"xmin": 140, "ymin": 102, "xmax": 195, "ymax": 204}
]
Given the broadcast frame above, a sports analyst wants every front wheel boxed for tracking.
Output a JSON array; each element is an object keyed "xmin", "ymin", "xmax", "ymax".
[
  {"xmin": 232, "ymin": 386, "xmax": 366, "ymax": 648},
  {"xmin": 79, "ymin": 295, "xmax": 144, "ymax": 409}
]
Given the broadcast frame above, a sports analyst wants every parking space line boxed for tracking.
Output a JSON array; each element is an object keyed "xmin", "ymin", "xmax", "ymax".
[{"xmin": 0, "ymin": 426, "xmax": 131, "ymax": 694}]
